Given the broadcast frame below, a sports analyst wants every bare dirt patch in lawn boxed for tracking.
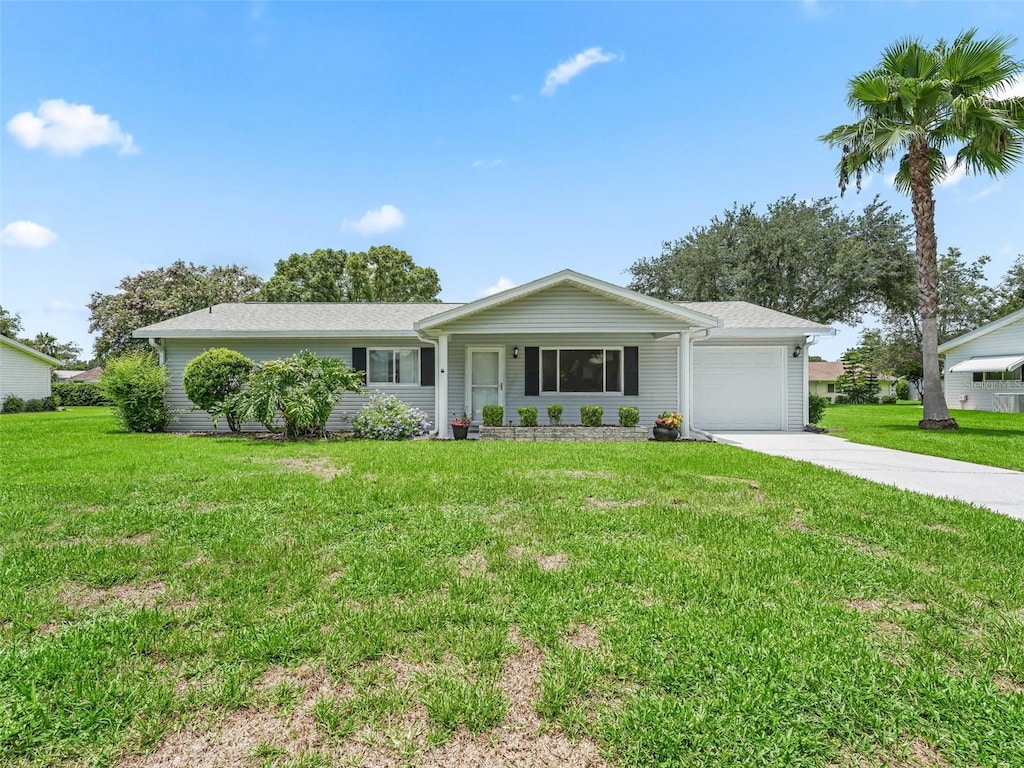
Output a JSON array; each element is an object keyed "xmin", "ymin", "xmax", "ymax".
[
  {"xmin": 276, "ymin": 457, "xmax": 351, "ymax": 481},
  {"xmin": 456, "ymin": 550, "xmax": 491, "ymax": 578},
  {"xmin": 537, "ymin": 552, "xmax": 570, "ymax": 571},
  {"xmin": 841, "ymin": 536, "xmax": 888, "ymax": 558},
  {"xmin": 533, "ymin": 469, "xmax": 616, "ymax": 480},
  {"xmin": 566, "ymin": 624, "xmax": 601, "ymax": 649},
  {"xmin": 58, "ymin": 581, "xmax": 195, "ymax": 611},
  {"xmin": 995, "ymin": 675, "xmax": 1024, "ymax": 693},
  {"xmin": 837, "ymin": 737, "xmax": 954, "ymax": 768},
  {"xmin": 924, "ymin": 523, "xmax": 962, "ymax": 535}
]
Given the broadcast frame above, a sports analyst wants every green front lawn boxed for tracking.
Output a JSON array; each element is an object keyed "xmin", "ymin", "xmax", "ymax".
[
  {"xmin": 2, "ymin": 408, "xmax": 1023, "ymax": 767},
  {"xmin": 822, "ymin": 403, "xmax": 1024, "ymax": 472}
]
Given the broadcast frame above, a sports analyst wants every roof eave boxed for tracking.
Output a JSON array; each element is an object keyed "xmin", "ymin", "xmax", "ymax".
[
  {"xmin": 0, "ymin": 335, "xmax": 62, "ymax": 365},
  {"xmin": 131, "ymin": 329, "xmax": 422, "ymax": 339},
  {"xmin": 938, "ymin": 307, "xmax": 1024, "ymax": 353},
  {"xmin": 702, "ymin": 327, "xmax": 837, "ymax": 338}
]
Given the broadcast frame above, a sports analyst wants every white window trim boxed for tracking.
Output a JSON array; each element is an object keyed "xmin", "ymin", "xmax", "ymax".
[
  {"xmin": 367, "ymin": 347, "xmax": 421, "ymax": 386},
  {"xmin": 540, "ymin": 346, "xmax": 624, "ymax": 394}
]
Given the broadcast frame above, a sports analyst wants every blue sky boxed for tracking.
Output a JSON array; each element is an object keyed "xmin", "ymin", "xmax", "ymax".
[{"xmin": 2, "ymin": 1, "xmax": 1022, "ymax": 361}]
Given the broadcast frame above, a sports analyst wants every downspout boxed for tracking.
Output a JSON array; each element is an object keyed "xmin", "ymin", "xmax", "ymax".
[
  {"xmin": 415, "ymin": 331, "xmax": 441, "ymax": 437},
  {"xmin": 147, "ymin": 337, "xmax": 165, "ymax": 366},
  {"xmin": 687, "ymin": 329, "xmax": 712, "ymax": 439}
]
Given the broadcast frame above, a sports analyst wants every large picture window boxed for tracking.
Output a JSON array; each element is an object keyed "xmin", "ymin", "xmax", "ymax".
[
  {"xmin": 541, "ymin": 348, "xmax": 622, "ymax": 393},
  {"xmin": 368, "ymin": 348, "xmax": 420, "ymax": 385}
]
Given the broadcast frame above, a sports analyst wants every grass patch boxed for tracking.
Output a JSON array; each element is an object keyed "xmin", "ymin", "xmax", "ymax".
[
  {"xmin": 822, "ymin": 403, "xmax": 1024, "ymax": 471},
  {"xmin": 1, "ymin": 407, "xmax": 1023, "ymax": 766}
]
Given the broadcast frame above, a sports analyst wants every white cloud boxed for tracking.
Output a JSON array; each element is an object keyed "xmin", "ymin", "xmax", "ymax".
[
  {"xmin": 939, "ymin": 156, "xmax": 968, "ymax": 187},
  {"xmin": 480, "ymin": 277, "xmax": 516, "ymax": 297},
  {"xmin": 472, "ymin": 159, "xmax": 503, "ymax": 168},
  {"xmin": 510, "ymin": 94, "xmax": 524, "ymax": 104},
  {"xmin": 971, "ymin": 184, "xmax": 1000, "ymax": 201},
  {"xmin": 801, "ymin": 0, "xmax": 832, "ymax": 18},
  {"xmin": 343, "ymin": 204, "xmax": 405, "ymax": 236},
  {"xmin": 7, "ymin": 99, "xmax": 138, "ymax": 156},
  {"xmin": 541, "ymin": 47, "xmax": 619, "ymax": 96},
  {"xmin": 0, "ymin": 220, "xmax": 58, "ymax": 248}
]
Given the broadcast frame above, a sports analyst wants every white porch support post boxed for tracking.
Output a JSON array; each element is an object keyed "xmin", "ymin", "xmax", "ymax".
[
  {"xmin": 679, "ymin": 329, "xmax": 691, "ymax": 439},
  {"xmin": 437, "ymin": 333, "xmax": 450, "ymax": 438}
]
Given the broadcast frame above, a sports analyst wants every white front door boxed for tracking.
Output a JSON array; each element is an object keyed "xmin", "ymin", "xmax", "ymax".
[{"xmin": 467, "ymin": 346, "xmax": 505, "ymax": 422}]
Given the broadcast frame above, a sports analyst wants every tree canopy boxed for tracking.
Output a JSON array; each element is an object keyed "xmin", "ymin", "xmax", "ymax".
[
  {"xmin": 821, "ymin": 29, "xmax": 1024, "ymax": 429},
  {"xmin": 995, "ymin": 255, "xmax": 1024, "ymax": 317},
  {"xmin": 0, "ymin": 306, "xmax": 23, "ymax": 339},
  {"xmin": 258, "ymin": 245, "xmax": 441, "ymax": 303},
  {"xmin": 628, "ymin": 195, "xmax": 915, "ymax": 326},
  {"xmin": 88, "ymin": 260, "xmax": 264, "ymax": 359}
]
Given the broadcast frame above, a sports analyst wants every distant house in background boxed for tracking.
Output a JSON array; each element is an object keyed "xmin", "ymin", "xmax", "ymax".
[
  {"xmin": 940, "ymin": 307, "xmax": 1024, "ymax": 413},
  {"xmin": 809, "ymin": 360, "xmax": 898, "ymax": 403},
  {"xmin": 0, "ymin": 336, "xmax": 61, "ymax": 401},
  {"xmin": 54, "ymin": 366, "xmax": 103, "ymax": 383}
]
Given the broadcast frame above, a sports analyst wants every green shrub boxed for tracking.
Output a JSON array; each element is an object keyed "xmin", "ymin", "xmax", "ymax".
[
  {"xmin": 2, "ymin": 395, "xmax": 25, "ymax": 413},
  {"xmin": 834, "ymin": 394, "xmax": 850, "ymax": 405},
  {"xmin": 547, "ymin": 404, "xmax": 563, "ymax": 426},
  {"xmin": 880, "ymin": 394, "xmax": 898, "ymax": 405},
  {"xmin": 182, "ymin": 347, "xmax": 254, "ymax": 432},
  {"xmin": 53, "ymin": 382, "xmax": 110, "ymax": 406},
  {"xmin": 618, "ymin": 406, "xmax": 640, "ymax": 427},
  {"xmin": 100, "ymin": 351, "xmax": 173, "ymax": 433},
  {"xmin": 39, "ymin": 396, "xmax": 58, "ymax": 411},
  {"xmin": 238, "ymin": 350, "xmax": 363, "ymax": 438},
  {"xmin": 580, "ymin": 405, "xmax": 603, "ymax": 427},
  {"xmin": 895, "ymin": 380, "xmax": 910, "ymax": 401},
  {"xmin": 518, "ymin": 406, "xmax": 538, "ymax": 427},
  {"xmin": 353, "ymin": 393, "xmax": 431, "ymax": 440},
  {"xmin": 808, "ymin": 394, "xmax": 829, "ymax": 425},
  {"xmin": 23, "ymin": 398, "xmax": 56, "ymax": 413},
  {"xmin": 481, "ymin": 405, "xmax": 504, "ymax": 427}
]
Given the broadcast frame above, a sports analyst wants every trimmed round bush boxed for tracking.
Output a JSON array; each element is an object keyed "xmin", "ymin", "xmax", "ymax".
[
  {"xmin": 183, "ymin": 347, "xmax": 254, "ymax": 432},
  {"xmin": 518, "ymin": 406, "xmax": 538, "ymax": 427},
  {"xmin": 101, "ymin": 351, "xmax": 172, "ymax": 433},
  {"xmin": 580, "ymin": 405, "xmax": 603, "ymax": 427},
  {"xmin": 482, "ymin": 404, "xmax": 504, "ymax": 426},
  {"xmin": 353, "ymin": 393, "xmax": 431, "ymax": 440},
  {"xmin": 547, "ymin": 404, "xmax": 563, "ymax": 426},
  {"xmin": 895, "ymin": 380, "xmax": 910, "ymax": 401},
  {"xmin": 618, "ymin": 406, "xmax": 640, "ymax": 427}
]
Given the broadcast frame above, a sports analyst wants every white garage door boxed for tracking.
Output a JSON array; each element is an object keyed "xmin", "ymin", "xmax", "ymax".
[{"xmin": 693, "ymin": 346, "xmax": 786, "ymax": 431}]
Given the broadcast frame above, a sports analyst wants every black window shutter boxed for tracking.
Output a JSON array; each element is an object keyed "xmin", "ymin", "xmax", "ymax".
[
  {"xmin": 624, "ymin": 346, "xmax": 639, "ymax": 396},
  {"xmin": 420, "ymin": 347, "xmax": 435, "ymax": 386},
  {"xmin": 352, "ymin": 347, "xmax": 367, "ymax": 384},
  {"xmin": 524, "ymin": 347, "xmax": 540, "ymax": 396},
  {"xmin": 972, "ymin": 371, "xmax": 983, "ymax": 383}
]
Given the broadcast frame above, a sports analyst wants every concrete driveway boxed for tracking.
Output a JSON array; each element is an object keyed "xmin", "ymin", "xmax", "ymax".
[{"xmin": 712, "ymin": 432, "xmax": 1024, "ymax": 521}]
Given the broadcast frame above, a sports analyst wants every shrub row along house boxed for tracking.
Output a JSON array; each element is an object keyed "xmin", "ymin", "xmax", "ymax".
[{"xmin": 133, "ymin": 270, "xmax": 835, "ymax": 437}]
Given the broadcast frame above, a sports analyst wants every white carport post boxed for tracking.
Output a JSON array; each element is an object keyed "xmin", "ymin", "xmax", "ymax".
[
  {"xmin": 679, "ymin": 329, "xmax": 691, "ymax": 439},
  {"xmin": 437, "ymin": 333, "xmax": 450, "ymax": 438}
]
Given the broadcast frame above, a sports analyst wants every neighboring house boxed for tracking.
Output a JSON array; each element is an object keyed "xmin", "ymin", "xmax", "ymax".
[
  {"xmin": 132, "ymin": 269, "xmax": 835, "ymax": 437},
  {"xmin": 54, "ymin": 370, "xmax": 80, "ymax": 382},
  {"xmin": 71, "ymin": 366, "xmax": 103, "ymax": 383},
  {"xmin": 0, "ymin": 335, "xmax": 61, "ymax": 401},
  {"xmin": 809, "ymin": 361, "xmax": 898, "ymax": 403},
  {"xmin": 939, "ymin": 307, "xmax": 1024, "ymax": 412}
]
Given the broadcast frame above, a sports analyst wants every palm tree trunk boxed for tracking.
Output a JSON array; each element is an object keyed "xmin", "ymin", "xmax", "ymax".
[{"xmin": 908, "ymin": 138, "xmax": 957, "ymax": 430}]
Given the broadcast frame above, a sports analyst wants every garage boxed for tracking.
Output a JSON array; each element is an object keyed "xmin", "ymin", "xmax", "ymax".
[{"xmin": 692, "ymin": 345, "xmax": 786, "ymax": 431}]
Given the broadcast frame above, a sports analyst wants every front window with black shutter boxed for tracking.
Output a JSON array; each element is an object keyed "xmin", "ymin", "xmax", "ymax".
[
  {"xmin": 540, "ymin": 348, "xmax": 622, "ymax": 393},
  {"xmin": 368, "ymin": 348, "xmax": 420, "ymax": 385}
]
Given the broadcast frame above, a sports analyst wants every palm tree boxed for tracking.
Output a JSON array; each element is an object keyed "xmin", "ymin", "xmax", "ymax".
[{"xmin": 822, "ymin": 30, "xmax": 1024, "ymax": 429}]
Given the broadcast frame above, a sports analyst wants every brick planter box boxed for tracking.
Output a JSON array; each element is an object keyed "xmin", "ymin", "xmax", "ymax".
[{"xmin": 479, "ymin": 425, "xmax": 650, "ymax": 442}]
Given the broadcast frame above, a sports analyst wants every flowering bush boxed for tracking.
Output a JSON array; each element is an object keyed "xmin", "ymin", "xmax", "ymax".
[
  {"xmin": 353, "ymin": 393, "xmax": 431, "ymax": 440},
  {"xmin": 655, "ymin": 411, "xmax": 683, "ymax": 430}
]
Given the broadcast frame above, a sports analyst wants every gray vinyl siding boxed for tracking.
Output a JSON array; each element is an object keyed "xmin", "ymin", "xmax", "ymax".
[
  {"xmin": 692, "ymin": 337, "xmax": 807, "ymax": 431},
  {"xmin": 163, "ymin": 338, "xmax": 435, "ymax": 432},
  {"xmin": 0, "ymin": 345, "xmax": 53, "ymax": 400},
  {"xmin": 441, "ymin": 284, "xmax": 698, "ymax": 335},
  {"xmin": 446, "ymin": 334, "xmax": 681, "ymax": 429},
  {"xmin": 943, "ymin": 318, "xmax": 1024, "ymax": 411}
]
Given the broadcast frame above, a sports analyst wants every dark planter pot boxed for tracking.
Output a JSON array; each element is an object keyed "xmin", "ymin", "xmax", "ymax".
[
  {"xmin": 451, "ymin": 424, "xmax": 470, "ymax": 440},
  {"xmin": 653, "ymin": 426, "xmax": 679, "ymax": 442}
]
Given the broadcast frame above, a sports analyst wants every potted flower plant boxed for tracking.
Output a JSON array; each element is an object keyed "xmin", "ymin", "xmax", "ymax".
[
  {"xmin": 450, "ymin": 412, "xmax": 471, "ymax": 440},
  {"xmin": 653, "ymin": 411, "xmax": 682, "ymax": 442}
]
